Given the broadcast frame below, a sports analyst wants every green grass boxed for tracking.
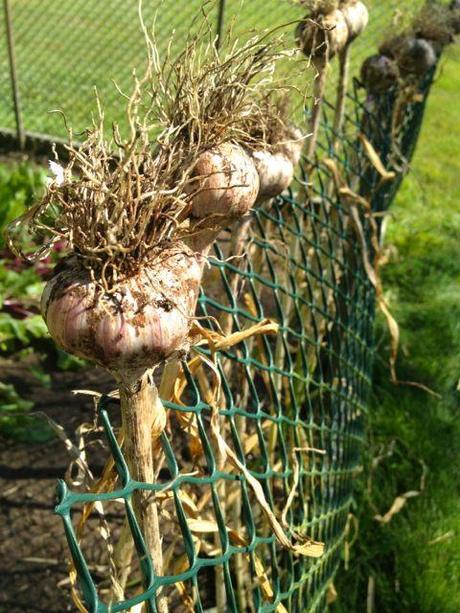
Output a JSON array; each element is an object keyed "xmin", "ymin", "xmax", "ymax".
[{"xmin": 333, "ymin": 43, "xmax": 460, "ymax": 612}]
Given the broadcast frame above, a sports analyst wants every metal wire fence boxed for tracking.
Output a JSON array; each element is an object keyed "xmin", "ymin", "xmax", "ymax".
[
  {"xmin": 52, "ymin": 63, "xmax": 439, "ymax": 612},
  {"xmin": 1, "ymin": 0, "xmax": 426, "ymax": 150}
]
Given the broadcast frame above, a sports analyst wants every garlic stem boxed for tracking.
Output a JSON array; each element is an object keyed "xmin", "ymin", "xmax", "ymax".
[
  {"xmin": 333, "ymin": 43, "xmax": 351, "ymax": 148},
  {"xmin": 119, "ymin": 376, "xmax": 168, "ymax": 613},
  {"xmin": 308, "ymin": 55, "xmax": 329, "ymax": 161}
]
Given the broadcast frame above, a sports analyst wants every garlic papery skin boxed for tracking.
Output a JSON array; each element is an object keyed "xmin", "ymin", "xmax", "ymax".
[
  {"xmin": 188, "ymin": 142, "xmax": 260, "ymax": 219},
  {"xmin": 41, "ymin": 245, "xmax": 203, "ymax": 383},
  {"xmin": 252, "ymin": 150, "xmax": 294, "ymax": 200},
  {"xmin": 341, "ymin": 1, "xmax": 369, "ymax": 43},
  {"xmin": 296, "ymin": 9, "xmax": 349, "ymax": 62},
  {"xmin": 182, "ymin": 224, "xmax": 223, "ymax": 259},
  {"xmin": 277, "ymin": 125, "xmax": 305, "ymax": 168}
]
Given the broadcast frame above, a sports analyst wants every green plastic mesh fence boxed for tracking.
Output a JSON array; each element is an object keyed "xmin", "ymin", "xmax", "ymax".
[
  {"xmin": 1, "ymin": 0, "xmax": 427, "ymax": 144},
  {"xmin": 51, "ymin": 58, "xmax": 439, "ymax": 612}
]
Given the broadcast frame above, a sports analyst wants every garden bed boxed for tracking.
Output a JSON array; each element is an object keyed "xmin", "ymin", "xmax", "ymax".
[{"xmin": 0, "ymin": 358, "xmax": 113, "ymax": 612}]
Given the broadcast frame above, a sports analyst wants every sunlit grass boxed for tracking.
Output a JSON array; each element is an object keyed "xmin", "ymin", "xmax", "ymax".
[
  {"xmin": 0, "ymin": 0, "xmax": 425, "ymax": 138},
  {"xmin": 334, "ymin": 44, "xmax": 460, "ymax": 612}
]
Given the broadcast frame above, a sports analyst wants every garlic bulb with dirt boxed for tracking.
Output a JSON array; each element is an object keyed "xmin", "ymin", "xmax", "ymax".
[
  {"xmin": 187, "ymin": 142, "xmax": 259, "ymax": 219},
  {"xmin": 252, "ymin": 125, "xmax": 304, "ymax": 201},
  {"xmin": 8, "ymin": 24, "xmax": 306, "ymax": 611},
  {"xmin": 41, "ymin": 245, "xmax": 203, "ymax": 384},
  {"xmin": 360, "ymin": 54, "xmax": 399, "ymax": 95}
]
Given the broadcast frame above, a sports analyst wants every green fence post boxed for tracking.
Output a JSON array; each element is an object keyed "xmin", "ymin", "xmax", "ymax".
[{"xmin": 3, "ymin": 0, "xmax": 25, "ymax": 149}]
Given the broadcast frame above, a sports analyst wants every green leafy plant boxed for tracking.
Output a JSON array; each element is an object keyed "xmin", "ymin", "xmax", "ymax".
[
  {"xmin": 0, "ymin": 163, "xmax": 49, "ymax": 350},
  {"xmin": 0, "ymin": 163, "xmax": 46, "ymax": 247},
  {"xmin": 0, "ymin": 163, "xmax": 87, "ymax": 442},
  {"xmin": 0, "ymin": 381, "xmax": 52, "ymax": 442},
  {"xmin": 0, "ymin": 313, "xmax": 48, "ymax": 352}
]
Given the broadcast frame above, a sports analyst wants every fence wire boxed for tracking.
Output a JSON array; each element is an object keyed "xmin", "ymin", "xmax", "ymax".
[
  {"xmin": 1, "ymin": 0, "xmax": 426, "ymax": 148},
  {"xmin": 53, "ymin": 62, "xmax": 438, "ymax": 612}
]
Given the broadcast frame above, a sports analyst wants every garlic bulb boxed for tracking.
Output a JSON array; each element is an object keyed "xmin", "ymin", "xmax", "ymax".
[
  {"xmin": 296, "ymin": 9, "xmax": 349, "ymax": 62},
  {"xmin": 41, "ymin": 245, "xmax": 203, "ymax": 383},
  {"xmin": 277, "ymin": 125, "xmax": 304, "ymax": 167},
  {"xmin": 188, "ymin": 142, "xmax": 259, "ymax": 219},
  {"xmin": 252, "ymin": 150, "xmax": 294, "ymax": 200},
  {"xmin": 251, "ymin": 125, "xmax": 304, "ymax": 201},
  {"xmin": 341, "ymin": 1, "xmax": 369, "ymax": 42},
  {"xmin": 378, "ymin": 35, "xmax": 406, "ymax": 60},
  {"xmin": 361, "ymin": 54, "xmax": 399, "ymax": 95},
  {"xmin": 397, "ymin": 37, "xmax": 436, "ymax": 78}
]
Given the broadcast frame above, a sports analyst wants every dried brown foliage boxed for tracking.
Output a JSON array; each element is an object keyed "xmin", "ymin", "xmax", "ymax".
[{"xmin": 8, "ymin": 12, "xmax": 300, "ymax": 286}]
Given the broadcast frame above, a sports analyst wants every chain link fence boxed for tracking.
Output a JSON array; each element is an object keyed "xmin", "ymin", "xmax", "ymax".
[{"xmin": 1, "ymin": 0, "xmax": 426, "ymax": 150}]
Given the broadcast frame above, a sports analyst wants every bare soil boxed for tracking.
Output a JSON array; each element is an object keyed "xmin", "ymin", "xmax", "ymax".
[{"xmin": 0, "ymin": 356, "xmax": 114, "ymax": 612}]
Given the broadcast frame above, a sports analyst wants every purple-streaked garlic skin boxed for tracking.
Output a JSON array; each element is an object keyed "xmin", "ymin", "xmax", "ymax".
[
  {"xmin": 341, "ymin": 1, "xmax": 369, "ymax": 42},
  {"xmin": 188, "ymin": 142, "xmax": 259, "ymax": 219},
  {"xmin": 252, "ymin": 150, "xmax": 294, "ymax": 200},
  {"xmin": 296, "ymin": 9, "xmax": 349, "ymax": 62},
  {"xmin": 41, "ymin": 246, "xmax": 203, "ymax": 382}
]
